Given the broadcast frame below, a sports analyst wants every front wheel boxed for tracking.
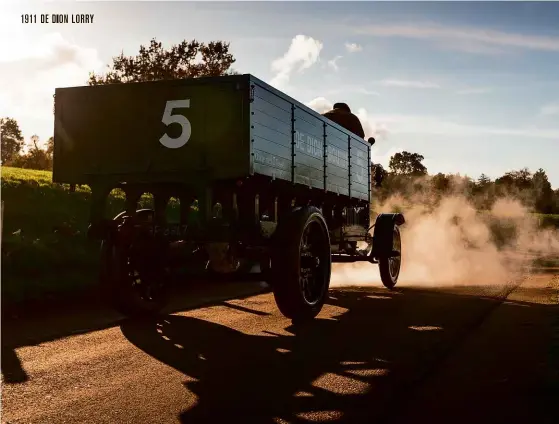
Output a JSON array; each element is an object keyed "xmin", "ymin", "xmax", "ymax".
[
  {"xmin": 270, "ymin": 206, "xmax": 332, "ymax": 322},
  {"xmin": 378, "ymin": 225, "xmax": 402, "ymax": 290}
]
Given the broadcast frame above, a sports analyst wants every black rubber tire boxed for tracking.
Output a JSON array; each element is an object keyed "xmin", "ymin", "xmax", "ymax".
[
  {"xmin": 378, "ymin": 225, "xmax": 402, "ymax": 290},
  {"xmin": 270, "ymin": 206, "xmax": 332, "ymax": 322},
  {"xmin": 100, "ymin": 209, "xmax": 169, "ymax": 318}
]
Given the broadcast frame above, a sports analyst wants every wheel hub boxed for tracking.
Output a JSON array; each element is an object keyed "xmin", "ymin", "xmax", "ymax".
[{"xmin": 301, "ymin": 254, "xmax": 320, "ymax": 269}]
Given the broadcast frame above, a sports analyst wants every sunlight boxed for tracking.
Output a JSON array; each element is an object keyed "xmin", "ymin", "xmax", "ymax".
[
  {"xmin": 295, "ymin": 410, "xmax": 344, "ymax": 421},
  {"xmin": 311, "ymin": 372, "xmax": 369, "ymax": 395},
  {"xmin": 366, "ymin": 294, "xmax": 393, "ymax": 300},
  {"xmin": 294, "ymin": 391, "xmax": 314, "ymax": 397},
  {"xmin": 408, "ymin": 326, "xmax": 443, "ymax": 331},
  {"xmin": 344, "ymin": 368, "xmax": 390, "ymax": 378}
]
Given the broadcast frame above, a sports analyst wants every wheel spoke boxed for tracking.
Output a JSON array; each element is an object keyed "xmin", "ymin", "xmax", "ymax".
[
  {"xmin": 298, "ymin": 221, "xmax": 328, "ymax": 305},
  {"xmin": 388, "ymin": 227, "xmax": 402, "ymax": 279},
  {"xmin": 120, "ymin": 244, "xmax": 165, "ymax": 304}
]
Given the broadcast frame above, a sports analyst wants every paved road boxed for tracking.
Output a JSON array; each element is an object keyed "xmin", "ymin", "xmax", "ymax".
[{"xmin": 2, "ymin": 274, "xmax": 558, "ymax": 424}]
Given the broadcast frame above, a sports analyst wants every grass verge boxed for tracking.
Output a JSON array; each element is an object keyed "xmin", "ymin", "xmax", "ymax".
[{"xmin": 0, "ymin": 167, "xmax": 174, "ymax": 311}]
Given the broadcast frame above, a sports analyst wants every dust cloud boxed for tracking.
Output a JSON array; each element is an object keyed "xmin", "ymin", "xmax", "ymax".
[{"xmin": 330, "ymin": 189, "xmax": 559, "ymax": 289}]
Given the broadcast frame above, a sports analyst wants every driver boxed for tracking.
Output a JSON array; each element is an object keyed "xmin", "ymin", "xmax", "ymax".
[{"xmin": 321, "ymin": 102, "xmax": 365, "ymax": 139}]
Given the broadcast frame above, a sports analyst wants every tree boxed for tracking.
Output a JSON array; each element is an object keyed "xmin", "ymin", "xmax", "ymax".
[
  {"xmin": 46, "ymin": 136, "xmax": 54, "ymax": 156},
  {"xmin": 1, "ymin": 117, "xmax": 25, "ymax": 164},
  {"xmin": 554, "ymin": 189, "xmax": 559, "ymax": 214},
  {"xmin": 371, "ymin": 163, "xmax": 387, "ymax": 187},
  {"xmin": 477, "ymin": 173, "xmax": 491, "ymax": 187},
  {"xmin": 88, "ymin": 38, "xmax": 237, "ymax": 85},
  {"xmin": 11, "ymin": 135, "xmax": 53, "ymax": 171},
  {"xmin": 388, "ymin": 151, "xmax": 427, "ymax": 176},
  {"xmin": 495, "ymin": 168, "xmax": 532, "ymax": 190},
  {"xmin": 431, "ymin": 172, "xmax": 450, "ymax": 193},
  {"xmin": 532, "ymin": 168, "xmax": 554, "ymax": 213}
]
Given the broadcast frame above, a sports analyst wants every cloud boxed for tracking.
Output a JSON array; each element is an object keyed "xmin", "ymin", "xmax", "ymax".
[
  {"xmin": 455, "ymin": 87, "xmax": 493, "ymax": 95},
  {"xmin": 305, "ymin": 97, "xmax": 399, "ymax": 169},
  {"xmin": 357, "ymin": 88, "xmax": 381, "ymax": 96},
  {"xmin": 353, "ymin": 23, "xmax": 559, "ymax": 53},
  {"xmin": 437, "ymin": 39, "xmax": 507, "ymax": 55},
  {"xmin": 303, "ymin": 97, "xmax": 401, "ymax": 169},
  {"xmin": 540, "ymin": 102, "xmax": 559, "ymax": 116},
  {"xmin": 345, "ymin": 42, "xmax": 362, "ymax": 53},
  {"xmin": 306, "ymin": 99, "xmax": 559, "ymax": 141},
  {"xmin": 270, "ymin": 35, "xmax": 323, "ymax": 89},
  {"xmin": 355, "ymin": 107, "xmax": 390, "ymax": 140},
  {"xmin": 0, "ymin": 31, "xmax": 103, "ymax": 140},
  {"xmin": 305, "ymin": 97, "xmax": 333, "ymax": 114},
  {"xmin": 327, "ymin": 55, "xmax": 343, "ymax": 72},
  {"xmin": 325, "ymin": 86, "xmax": 380, "ymax": 97},
  {"xmin": 380, "ymin": 79, "xmax": 441, "ymax": 89},
  {"xmin": 367, "ymin": 113, "xmax": 559, "ymax": 140},
  {"xmin": 305, "ymin": 96, "xmax": 559, "ymax": 144},
  {"xmin": 305, "ymin": 96, "xmax": 390, "ymax": 141},
  {"xmin": 371, "ymin": 146, "xmax": 403, "ymax": 168}
]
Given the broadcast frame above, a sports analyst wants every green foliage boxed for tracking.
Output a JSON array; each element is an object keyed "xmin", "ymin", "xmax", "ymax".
[
  {"xmin": 3, "ymin": 146, "xmax": 559, "ymax": 305},
  {"xmin": 370, "ymin": 163, "xmax": 387, "ymax": 187},
  {"xmin": 1, "ymin": 118, "xmax": 53, "ymax": 171},
  {"xmin": 388, "ymin": 151, "xmax": 427, "ymax": 176},
  {"xmin": 431, "ymin": 172, "xmax": 450, "ymax": 193},
  {"xmin": 477, "ymin": 173, "xmax": 491, "ymax": 186},
  {"xmin": 532, "ymin": 168, "xmax": 554, "ymax": 214},
  {"xmin": 534, "ymin": 213, "xmax": 559, "ymax": 229},
  {"xmin": 0, "ymin": 117, "xmax": 25, "ymax": 164},
  {"xmin": 0, "ymin": 166, "xmax": 178, "ymax": 304},
  {"xmin": 374, "ymin": 152, "xmax": 559, "ymax": 216},
  {"xmin": 495, "ymin": 167, "xmax": 532, "ymax": 190},
  {"xmin": 9, "ymin": 135, "xmax": 53, "ymax": 171},
  {"xmin": 88, "ymin": 38, "xmax": 238, "ymax": 85}
]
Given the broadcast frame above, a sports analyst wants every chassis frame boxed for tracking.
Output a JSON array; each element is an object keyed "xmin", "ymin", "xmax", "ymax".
[{"xmin": 87, "ymin": 173, "xmax": 405, "ymax": 322}]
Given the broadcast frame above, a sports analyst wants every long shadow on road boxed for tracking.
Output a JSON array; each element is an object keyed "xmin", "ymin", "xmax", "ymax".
[
  {"xmin": 119, "ymin": 283, "xmax": 558, "ymax": 424},
  {"xmin": 1, "ymin": 279, "xmax": 268, "ymax": 385}
]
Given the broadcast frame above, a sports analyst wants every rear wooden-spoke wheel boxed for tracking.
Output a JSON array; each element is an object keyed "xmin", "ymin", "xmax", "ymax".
[
  {"xmin": 271, "ymin": 206, "xmax": 331, "ymax": 322},
  {"xmin": 100, "ymin": 209, "xmax": 169, "ymax": 317},
  {"xmin": 299, "ymin": 221, "xmax": 329, "ymax": 305}
]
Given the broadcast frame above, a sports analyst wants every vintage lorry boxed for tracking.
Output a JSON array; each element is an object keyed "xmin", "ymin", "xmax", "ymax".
[{"xmin": 52, "ymin": 74, "xmax": 404, "ymax": 323}]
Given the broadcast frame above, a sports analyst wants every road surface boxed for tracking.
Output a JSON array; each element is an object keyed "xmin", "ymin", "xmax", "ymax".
[{"xmin": 2, "ymin": 273, "xmax": 558, "ymax": 424}]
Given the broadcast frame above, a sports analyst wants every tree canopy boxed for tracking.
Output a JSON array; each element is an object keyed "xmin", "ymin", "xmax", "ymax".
[
  {"xmin": 88, "ymin": 38, "xmax": 238, "ymax": 85},
  {"xmin": 8, "ymin": 134, "xmax": 53, "ymax": 171},
  {"xmin": 388, "ymin": 151, "xmax": 428, "ymax": 176},
  {"xmin": 1, "ymin": 117, "xmax": 25, "ymax": 164}
]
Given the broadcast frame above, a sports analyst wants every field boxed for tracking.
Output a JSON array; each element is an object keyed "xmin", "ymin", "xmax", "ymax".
[
  {"xmin": 0, "ymin": 167, "xmax": 178, "ymax": 308},
  {"xmin": 535, "ymin": 212, "xmax": 559, "ymax": 229},
  {"xmin": 1, "ymin": 166, "xmax": 559, "ymax": 309}
]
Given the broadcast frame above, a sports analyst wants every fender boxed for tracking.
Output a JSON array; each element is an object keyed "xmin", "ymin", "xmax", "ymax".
[
  {"xmin": 87, "ymin": 209, "xmax": 155, "ymax": 241},
  {"xmin": 370, "ymin": 213, "xmax": 405, "ymax": 257}
]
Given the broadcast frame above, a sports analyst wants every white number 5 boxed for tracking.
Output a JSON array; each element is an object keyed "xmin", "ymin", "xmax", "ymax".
[{"xmin": 159, "ymin": 99, "xmax": 192, "ymax": 149}]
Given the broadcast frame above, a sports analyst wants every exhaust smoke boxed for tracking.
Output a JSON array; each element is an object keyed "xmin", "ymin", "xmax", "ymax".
[{"xmin": 331, "ymin": 190, "xmax": 559, "ymax": 289}]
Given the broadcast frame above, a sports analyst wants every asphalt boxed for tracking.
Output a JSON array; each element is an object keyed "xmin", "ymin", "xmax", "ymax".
[{"xmin": 2, "ymin": 273, "xmax": 558, "ymax": 424}]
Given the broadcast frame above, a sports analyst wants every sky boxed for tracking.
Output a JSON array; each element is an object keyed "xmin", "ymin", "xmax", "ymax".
[{"xmin": 1, "ymin": 0, "xmax": 558, "ymax": 188}]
